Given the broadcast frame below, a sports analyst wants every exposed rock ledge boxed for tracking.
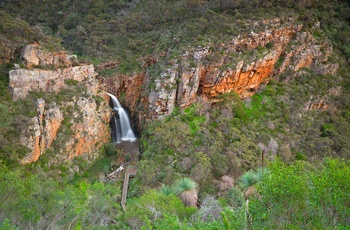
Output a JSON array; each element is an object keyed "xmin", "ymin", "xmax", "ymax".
[
  {"xmin": 9, "ymin": 47, "xmax": 110, "ymax": 164},
  {"xmin": 20, "ymin": 96, "xmax": 110, "ymax": 164},
  {"xmin": 11, "ymin": 18, "xmax": 339, "ymax": 163},
  {"xmin": 21, "ymin": 43, "xmax": 77, "ymax": 68},
  {"xmin": 101, "ymin": 18, "xmax": 338, "ymax": 121},
  {"xmin": 9, "ymin": 65, "xmax": 97, "ymax": 100}
]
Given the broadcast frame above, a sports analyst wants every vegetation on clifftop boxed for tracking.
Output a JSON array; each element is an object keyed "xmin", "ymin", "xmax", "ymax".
[
  {"xmin": 0, "ymin": 0, "xmax": 350, "ymax": 229},
  {"xmin": 2, "ymin": 0, "xmax": 350, "ymax": 74}
]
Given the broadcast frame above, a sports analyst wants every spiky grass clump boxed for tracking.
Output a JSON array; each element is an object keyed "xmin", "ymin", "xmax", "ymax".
[
  {"xmin": 174, "ymin": 178, "xmax": 198, "ymax": 207},
  {"xmin": 159, "ymin": 184, "xmax": 174, "ymax": 196},
  {"xmin": 238, "ymin": 171, "xmax": 258, "ymax": 191},
  {"xmin": 174, "ymin": 178, "xmax": 198, "ymax": 194},
  {"xmin": 254, "ymin": 167, "xmax": 269, "ymax": 182},
  {"xmin": 238, "ymin": 167, "xmax": 268, "ymax": 191},
  {"xmin": 238, "ymin": 167, "xmax": 268, "ymax": 199}
]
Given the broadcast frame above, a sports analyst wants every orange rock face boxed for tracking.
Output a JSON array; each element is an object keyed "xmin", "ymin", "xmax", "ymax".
[
  {"xmin": 101, "ymin": 18, "xmax": 336, "ymax": 123},
  {"xmin": 144, "ymin": 21, "xmax": 306, "ymax": 119},
  {"xmin": 65, "ymin": 97, "xmax": 110, "ymax": 160},
  {"xmin": 100, "ymin": 72, "xmax": 145, "ymax": 119},
  {"xmin": 15, "ymin": 18, "xmax": 334, "ymax": 164},
  {"xmin": 199, "ymin": 51, "xmax": 279, "ymax": 99},
  {"xmin": 19, "ymin": 89, "xmax": 111, "ymax": 164},
  {"xmin": 15, "ymin": 60, "xmax": 111, "ymax": 164},
  {"xmin": 196, "ymin": 23, "xmax": 303, "ymax": 99}
]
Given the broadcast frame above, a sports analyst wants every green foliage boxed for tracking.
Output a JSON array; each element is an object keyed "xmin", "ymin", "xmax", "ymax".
[
  {"xmin": 266, "ymin": 42, "xmax": 274, "ymax": 49},
  {"xmin": 0, "ymin": 104, "xmax": 13, "ymax": 130},
  {"xmin": 238, "ymin": 167, "xmax": 267, "ymax": 201},
  {"xmin": 295, "ymin": 152, "xmax": 308, "ymax": 161},
  {"xmin": 249, "ymin": 159, "xmax": 350, "ymax": 229},
  {"xmin": 190, "ymin": 152, "xmax": 211, "ymax": 182},
  {"xmin": 0, "ymin": 164, "xmax": 122, "ymax": 229},
  {"xmin": 103, "ymin": 143, "xmax": 118, "ymax": 157},
  {"xmin": 173, "ymin": 178, "xmax": 198, "ymax": 195},
  {"xmin": 0, "ymin": 11, "xmax": 62, "ymax": 52},
  {"xmin": 160, "ymin": 184, "xmax": 174, "ymax": 196},
  {"xmin": 181, "ymin": 106, "xmax": 206, "ymax": 135},
  {"xmin": 64, "ymin": 79, "xmax": 79, "ymax": 86},
  {"xmin": 224, "ymin": 187, "xmax": 245, "ymax": 209},
  {"xmin": 142, "ymin": 206, "xmax": 247, "ymax": 229},
  {"xmin": 150, "ymin": 214, "xmax": 182, "ymax": 230},
  {"xmin": 122, "ymin": 190, "xmax": 196, "ymax": 229},
  {"xmin": 0, "ymin": 0, "xmax": 305, "ymax": 74},
  {"xmin": 0, "ymin": 219, "xmax": 19, "ymax": 230},
  {"xmin": 238, "ymin": 171, "xmax": 259, "ymax": 191},
  {"xmin": 139, "ymin": 96, "xmax": 262, "ymax": 194},
  {"xmin": 1, "ymin": 0, "xmax": 350, "ymax": 229}
]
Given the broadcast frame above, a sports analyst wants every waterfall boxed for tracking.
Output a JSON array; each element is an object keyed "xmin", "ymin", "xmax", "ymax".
[{"xmin": 107, "ymin": 93, "xmax": 136, "ymax": 143}]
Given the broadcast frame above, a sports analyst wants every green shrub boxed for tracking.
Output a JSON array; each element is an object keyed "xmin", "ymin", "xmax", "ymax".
[
  {"xmin": 250, "ymin": 159, "xmax": 350, "ymax": 229},
  {"xmin": 295, "ymin": 152, "xmax": 308, "ymax": 161},
  {"xmin": 103, "ymin": 143, "xmax": 117, "ymax": 157},
  {"xmin": 122, "ymin": 190, "xmax": 196, "ymax": 229},
  {"xmin": 0, "ymin": 218, "xmax": 19, "ymax": 230},
  {"xmin": 64, "ymin": 79, "xmax": 79, "ymax": 86},
  {"xmin": 225, "ymin": 187, "xmax": 245, "ymax": 209}
]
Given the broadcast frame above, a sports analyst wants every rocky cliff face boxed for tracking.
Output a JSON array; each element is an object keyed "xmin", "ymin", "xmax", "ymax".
[
  {"xmin": 101, "ymin": 18, "xmax": 336, "ymax": 122},
  {"xmin": 10, "ymin": 46, "xmax": 110, "ymax": 164},
  {"xmin": 19, "ymin": 96, "xmax": 110, "ymax": 164},
  {"xmin": 303, "ymin": 86, "xmax": 341, "ymax": 112},
  {"xmin": 20, "ymin": 43, "xmax": 77, "ymax": 68},
  {"xmin": 9, "ymin": 64, "xmax": 97, "ymax": 100},
  {"xmin": 11, "ymin": 17, "xmax": 337, "ymax": 163}
]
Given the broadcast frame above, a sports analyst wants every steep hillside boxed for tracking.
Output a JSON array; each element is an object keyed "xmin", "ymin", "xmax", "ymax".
[
  {"xmin": 0, "ymin": 16, "xmax": 111, "ymax": 165},
  {"xmin": 0, "ymin": 0, "xmax": 350, "ymax": 229}
]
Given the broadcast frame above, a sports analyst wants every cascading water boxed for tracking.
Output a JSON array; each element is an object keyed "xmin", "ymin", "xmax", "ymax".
[{"xmin": 107, "ymin": 93, "xmax": 136, "ymax": 143}]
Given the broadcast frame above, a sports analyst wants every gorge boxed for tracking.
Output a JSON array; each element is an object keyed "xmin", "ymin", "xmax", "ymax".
[
  {"xmin": 5, "ymin": 16, "xmax": 339, "ymax": 164},
  {"xmin": 0, "ymin": 0, "xmax": 350, "ymax": 229}
]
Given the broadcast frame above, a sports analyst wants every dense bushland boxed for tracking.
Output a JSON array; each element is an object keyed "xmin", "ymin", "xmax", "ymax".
[
  {"xmin": 2, "ymin": 0, "xmax": 350, "ymax": 74},
  {"xmin": 137, "ymin": 69, "xmax": 350, "ymax": 197},
  {"xmin": 0, "ymin": 0, "xmax": 350, "ymax": 229},
  {"xmin": 1, "ymin": 158, "xmax": 348, "ymax": 229}
]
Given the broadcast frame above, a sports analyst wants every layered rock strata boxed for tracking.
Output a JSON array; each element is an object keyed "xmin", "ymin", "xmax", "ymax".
[
  {"xmin": 10, "ymin": 46, "xmax": 110, "ymax": 164},
  {"xmin": 20, "ymin": 96, "xmax": 110, "ymax": 164},
  {"xmin": 102, "ymin": 18, "xmax": 336, "ymax": 120},
  {"xmin": 21, "ymin": 43, "xmax": 77, "ymax": 68},
  {"xmin": 13, "ymin": 18, "xmax": 338, "ymax": 163},
  {"xmin": 9, "ymin": 65, "xmax": 97, "ymax": 100}
]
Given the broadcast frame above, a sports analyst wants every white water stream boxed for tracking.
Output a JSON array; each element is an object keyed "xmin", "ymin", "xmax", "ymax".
[{"xmin": 107, "ymin": 93, "xmax": 136, "ymax": 143}]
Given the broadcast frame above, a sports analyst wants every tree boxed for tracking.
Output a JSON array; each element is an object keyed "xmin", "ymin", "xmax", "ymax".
[
  {"xmin": 123, "ymin": 190, "xmax": 196, "ymax": 229},
  {"xmin": 173, "ymin": 178, "xmax": 198, "ymax": 207},
  {"xmin": 249, "ymin": 159, "xmax": 350, "ymax": 229},
  {"xmin": 238, "ymin": 168, "xmax": 265, "ymax": 200}
]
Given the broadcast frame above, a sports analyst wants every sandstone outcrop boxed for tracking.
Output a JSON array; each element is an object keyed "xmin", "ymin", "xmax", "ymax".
[
  {"xmin": 20, "ymin": 43, "xmax": 77, "ymax": 68},
  {"xmin": 276, "ymin": 30, "xmax": 338, "ymax": 81},
  {"xmin": 20, "ymin": 99, "xmax": 64, "ymax": 164},
  {"xmin": 9, "ymin": 64, "xmax": 97, "ymax": 100},
  {"xmin": 20, "ymin": 96, "xmax": 110, "ymax": 164},
  {"xmin": 10, "ymin": 46, "xmax": 110, "ymax": 164},
  {"xmin": 304, "ymin": 86, "xmax": 341, "ymax": 112},
  {"xmin": 15, "ymin": 17, "xmax": 337, "ymax": 163},
  {"xmin": 102, "ymin": 18, "xmax": 336, "ymax": 121},
  {"xmin": 59, "ymin": 96, "xmax": 110, "ymax": 162}
]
